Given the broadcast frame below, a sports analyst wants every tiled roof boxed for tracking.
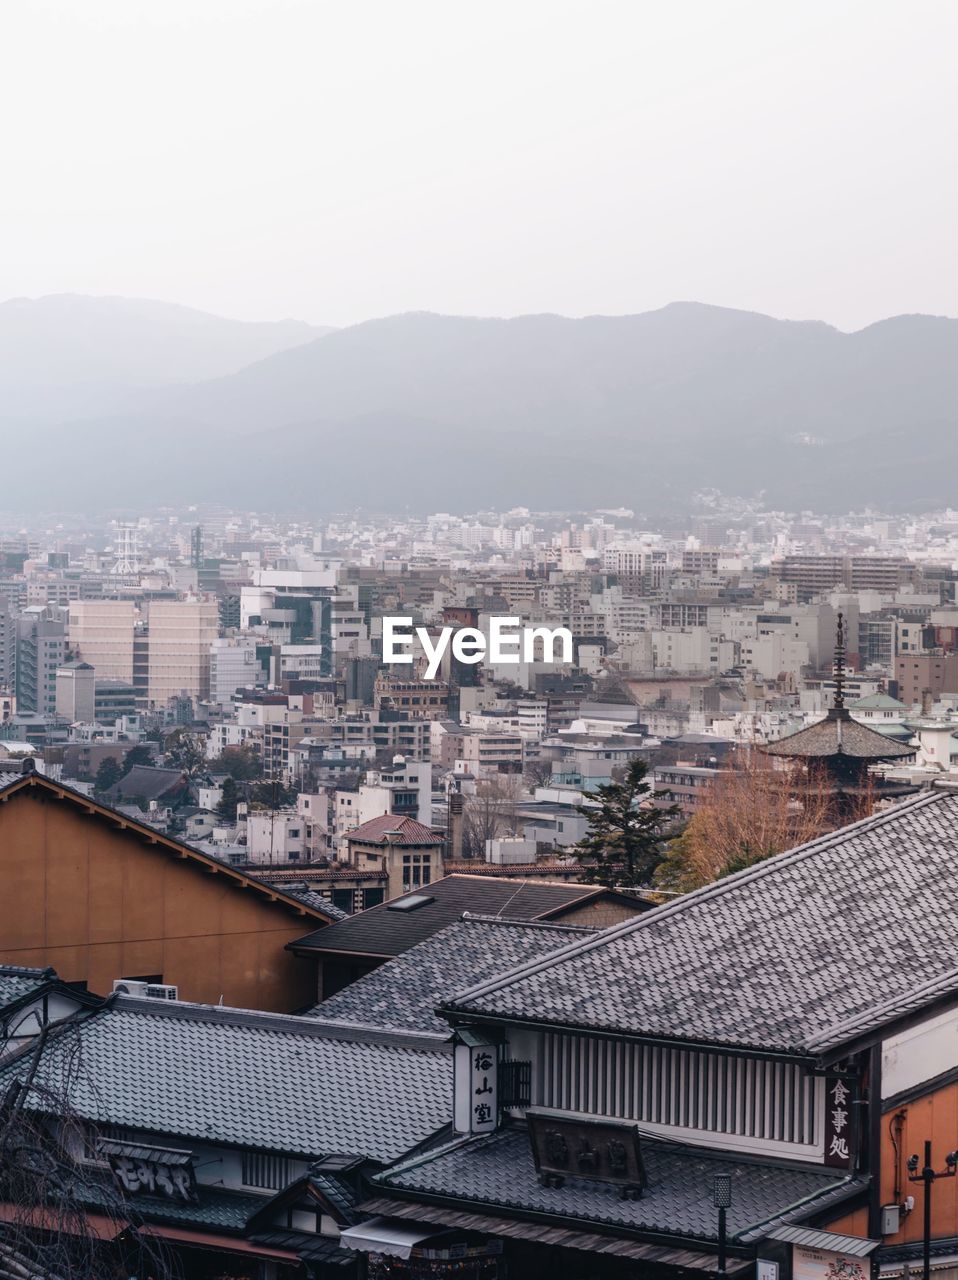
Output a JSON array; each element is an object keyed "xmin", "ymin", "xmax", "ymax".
[
  {"xmin": 104, "ymin": 764, "xmax": 188, "ymax": 801},
  {"xmin": 269, "ymin": 882, "xmax": 351, "ymax": 918},
  {"xmin": 850, "ymin": 694, "xmax": 907, "ymax": 711},
  {"xmin": 442, "ymin": 790, "xmax": 958, "ymax": 1057},
  {"xmin": 2, "ymin": 997, "xmax": 451, "ymax": 1165},
  {"xmin": 0, "ymin": 964, "xmax": 55, "ymax": 1010},
  {"xmin": 306, "ymin": 916, "xmax": 595, "ymax": 1036},
  {"xmin": 291, "ymin": 874, "xmax": 625, "ymax": 957},
  {"xmin": 346, "ymin": 814, "xmax": 443, "ymax": 845},
  {"xmin": 80, "ymin": 1171, "xmax": 263, "ymax": 1232},
  {"xmin": 764, "ymin": 709, "xmax": 914, "ymax": 760},
  {"xmin": 376, "ymin": 1126, "xmax": 863, "ymax": 1243},
  {"xmin": 250, "ymin": 1230, "xmax": 354, "ymax": 1265}
]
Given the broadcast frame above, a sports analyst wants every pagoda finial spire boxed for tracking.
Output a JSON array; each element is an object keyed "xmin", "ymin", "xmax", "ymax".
[{"xmin": 833, "ymin": 611, "xmax": 846, "ymax": 712}]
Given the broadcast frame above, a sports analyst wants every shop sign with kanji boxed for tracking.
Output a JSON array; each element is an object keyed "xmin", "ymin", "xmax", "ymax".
[
  {"xmin": 824, "ymin": 1076, "xmax": 853, "ymax": 1168},
  {"xmin": 527, "ymin": 1109, "xmax": 647, "ymax": 1195}
]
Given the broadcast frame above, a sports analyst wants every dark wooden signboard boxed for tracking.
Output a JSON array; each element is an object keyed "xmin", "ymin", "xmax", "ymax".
[{"xmin": 527, "ymin": 1108, "xmax": 647, "ymax": 1197}]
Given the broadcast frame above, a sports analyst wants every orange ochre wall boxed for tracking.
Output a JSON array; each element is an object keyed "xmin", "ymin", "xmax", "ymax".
[
  {"xmin": 0, "ymin": 789, "xmax": 317, "ymax": 1012},
  {"xmin": 827, "ymin": 1079, "xmax": 958, "ymax": 1245}
]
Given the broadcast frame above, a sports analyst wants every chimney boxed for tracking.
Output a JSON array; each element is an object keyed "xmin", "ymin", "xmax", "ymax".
[
  {"xmin": 447, "ymin": 791, "xmax": 464, "ymax": 861},
  {"xmin": 921, "ymin": 688, "xmax": 934, "ymax": 717}
]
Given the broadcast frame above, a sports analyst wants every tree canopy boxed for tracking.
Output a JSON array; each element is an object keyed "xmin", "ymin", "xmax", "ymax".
[{"xmin": 575, "ymin": 759, "xmax": 678, "ymax": 888}]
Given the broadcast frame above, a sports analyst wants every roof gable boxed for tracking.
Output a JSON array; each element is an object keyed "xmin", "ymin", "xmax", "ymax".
[
  {"xmin": 0, "ymin": 771, "xmax": 334, "ymax": 925},
  {"xmin": 306, "ymin": 916, "xmax": 596, "ymax": 1036}
]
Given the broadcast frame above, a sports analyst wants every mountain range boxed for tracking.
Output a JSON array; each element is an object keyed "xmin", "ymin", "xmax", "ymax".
[{"xmin": 2, "ymin": 296, "xmax": 957, "ymax": 513}]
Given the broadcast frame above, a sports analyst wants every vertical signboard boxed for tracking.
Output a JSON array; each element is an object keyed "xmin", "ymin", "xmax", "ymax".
[
  {"xmin": 454, "ymin": 1041, "xmax": 498, "ymax": 1134},
  {"xmin": 824, "ymin": 1075, "xmax": 853, "ymax": 1168}
]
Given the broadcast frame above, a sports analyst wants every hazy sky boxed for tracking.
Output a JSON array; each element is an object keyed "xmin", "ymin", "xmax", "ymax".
[{"xmin": 2, "ymin": 0, "xmax": 956, "ymax": 331}]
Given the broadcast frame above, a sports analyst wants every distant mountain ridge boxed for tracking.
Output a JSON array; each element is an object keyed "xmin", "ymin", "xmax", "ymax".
[
  {"xmin": 1, "ymin": 299, "xmax": 956, "ymax": 512},
  {"xmin": 0, "ymin": 293, "xmax": 334, "ymax": 423}
]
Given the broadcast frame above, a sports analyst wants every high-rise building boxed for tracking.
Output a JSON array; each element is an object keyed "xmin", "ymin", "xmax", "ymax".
[
  {"xmin": 146, "ymin": 599, "xmax": 219, "ymax": 708},
  {"xmin": 68, "ymin": 600, "xmax": 136, "ymax": 682},
  {"xmin": 0, "ymin": 595, "xmax": 15, "ymax": 692},
  {"xmin": 16, "ymin": 605, "xmax": 67, "ymax": 715}
]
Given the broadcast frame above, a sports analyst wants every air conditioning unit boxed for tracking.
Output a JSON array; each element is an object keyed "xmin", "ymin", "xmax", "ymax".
[
  {"xmin": 112, "ymin": 980, "xmax": 179, "ymax": 1001},
  {"xmin": 145, "ymin": 984, "xmax": 179, "ymax": 1001},
  {"xmin": 113, "ymin": 979, "xmax": 149, "ymax": 997}
]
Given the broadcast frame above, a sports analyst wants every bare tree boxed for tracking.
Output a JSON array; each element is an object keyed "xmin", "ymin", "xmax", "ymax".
[
  {"xmin": 0, "ymin": 1016, "xmax": 175, "ymax": 1280},
  {"xmin": 655, "ymin": 755, "xmax": 873, "ymax": 893},
  {"xmin": 461, "ymin": 774, "xmax": 525, "ymax": 858},
  {"xmin": 523, "ymin": 757, "xmax": 554, "ymax": 790}
]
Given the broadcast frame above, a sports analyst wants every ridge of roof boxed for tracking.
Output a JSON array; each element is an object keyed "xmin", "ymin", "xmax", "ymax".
[
  {"xmin": 110, "ymin": 994, "xmax": 453, "ymax": 1052},
  {"xmin": 441, "ymin": 789, "xmax": 944, "ymax": 1014},
  {"xmin": 459, "ymin": 912, "xmax": 597, "ymax": 934}
]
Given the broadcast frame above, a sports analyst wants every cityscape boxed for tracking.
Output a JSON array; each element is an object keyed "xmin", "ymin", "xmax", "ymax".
[{"xmin": 3, "ymin": 2, "xmax": 958, "ymax": 1279}]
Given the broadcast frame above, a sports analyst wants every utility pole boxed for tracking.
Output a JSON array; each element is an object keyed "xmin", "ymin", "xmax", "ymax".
[{"xmin": 908, "ymin": 1140, "xmax": 958, "ymax": 1280}]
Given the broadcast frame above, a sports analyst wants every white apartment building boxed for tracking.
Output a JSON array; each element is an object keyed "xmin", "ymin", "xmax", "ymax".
[
  {"xmin": 740, "ymin": 631, "xmax": 810, "ymax": 681},
  {"xmin": 244, "ymin": 809, "xmax": 307, "ymax": 863},
  {"xmin": 209, "ymin": 636, "xmax": 263, "ymax": 707}
]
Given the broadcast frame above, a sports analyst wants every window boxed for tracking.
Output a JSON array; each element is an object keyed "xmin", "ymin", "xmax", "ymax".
[
  {"xmin": 500, "ymin": 1060, "xmax": 532, "ymax": 1108},
  {"xmin": 401, "ymin": 854, "xmax": 432, "ymax": 892},
  {"xmin": 241, "ymin": 1152, "xmax": 293, "ymax": 1190}
]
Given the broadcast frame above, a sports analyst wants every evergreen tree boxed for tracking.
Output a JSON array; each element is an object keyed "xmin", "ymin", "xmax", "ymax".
[
  {"xmin": 217, "ymin": 776, "xmax": 241, "ymax": 821},
  {"xmin": 93, "ymin": 756, "xmax": 123, "ymax": 796},
  {"xmin": 119, "ymin": 743, "xmax": 153, "ymax": 776},
  {"xmin": 574, "ymin": 759, "xmax": 679, "ymax": 888}
]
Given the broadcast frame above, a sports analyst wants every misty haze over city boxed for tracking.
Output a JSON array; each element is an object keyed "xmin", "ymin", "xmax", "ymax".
[{"xmin": 4, "ymin": 6, "xmax": 958, "ymax": 1280}]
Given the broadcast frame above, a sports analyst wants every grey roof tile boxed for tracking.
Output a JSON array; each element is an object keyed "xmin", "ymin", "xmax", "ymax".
[
  {"xmin": 377, "ymin": 1127, "xmax": 863, "ymax": 1243},
  {"xmin": 4, "ymin": 998, "xmax": 452, "ymax": 1165},
  {"xmin": 764, "ymin": 709, "xmax": 913, "ymax": 759},
  {"xmin": 80, "ymin": 1172, "xmax": 263, "ymax": 1231},
  {"xmin": 0, "ymin": 964, "xmax": 54, "ymax": 1010},
  {"xmin": 443, "ymin": 790, "xmax": 958, "ymax": 1056},
  {"xmin": 307, "ymin": 916, "xmax": 595, "ymax": 1036}
]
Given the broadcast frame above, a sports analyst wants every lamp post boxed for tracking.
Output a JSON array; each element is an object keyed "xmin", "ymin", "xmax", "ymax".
[
  {"xmin": 908, "ymin": 1141, "xmax": 958, "ymax": 1280},
  {"xmin": 713, "ymin": 1173, "xmax": 732, "ymax": 1280}
]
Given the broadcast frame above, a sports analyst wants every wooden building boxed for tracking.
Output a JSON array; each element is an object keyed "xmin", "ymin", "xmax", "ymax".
[{"xmin": 0, "ymin": 763, "xmax": 333, "ymax": 1011}]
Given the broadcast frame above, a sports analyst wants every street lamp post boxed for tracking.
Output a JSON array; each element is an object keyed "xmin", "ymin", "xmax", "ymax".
[
  {"xmin": 907, "ymin": 1140, "xmax": 958, "ymax": 1280},
  {"xmin": 713, "ymin": 1173, "xmax": 732, "ymax": 1280}
]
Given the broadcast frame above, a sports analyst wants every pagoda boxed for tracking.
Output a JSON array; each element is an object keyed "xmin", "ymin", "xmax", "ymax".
[{"xmin": 763, "ymin": 612, "xmax": 915, "ymax": 798}]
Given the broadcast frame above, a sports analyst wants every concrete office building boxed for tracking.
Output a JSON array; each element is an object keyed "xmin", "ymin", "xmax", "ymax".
[
  {"xmin": 209, "ymin": 635, "xmax": 264, "ymax": 706},
  {"xmin": 68, "ymin": 600, "xmax": 136, "ymax": 682},
  {"xmin": 146, "ymin": 599, "xmax": 219, "ymax": 708},
  {"xmin": 55, "ymin": 661, "xmax": 95, "ymax": 723}
]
